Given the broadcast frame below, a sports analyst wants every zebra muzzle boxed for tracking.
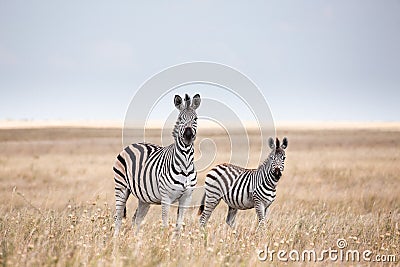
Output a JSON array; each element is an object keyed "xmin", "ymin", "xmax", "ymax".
[
  {"xmin": 183, "ymin": 127, "xmax": 194, "ymax": 141},
  {"xmin": 274, "ymin": 168, "xmax": 282, "ymax": 177}
]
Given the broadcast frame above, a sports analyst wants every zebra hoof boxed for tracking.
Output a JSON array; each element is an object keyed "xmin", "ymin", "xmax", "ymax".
[
  {"xmin": 171, "ymin": 230, "xmax": 182, "ymax": 240},
  {"xmin": 175, "ymin": 222, "xmax": 185, "ymax": 232}
]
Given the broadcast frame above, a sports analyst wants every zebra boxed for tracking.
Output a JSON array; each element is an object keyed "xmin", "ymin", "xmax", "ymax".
[
  {"xmin": 113, "ymin": 93, "xmax": 201, "ymax": 236},
  {"xmin": 198, "ymin": 137, "xmax": 288, "ymax": 228}
]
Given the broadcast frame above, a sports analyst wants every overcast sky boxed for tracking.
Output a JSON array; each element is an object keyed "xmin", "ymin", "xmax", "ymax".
[{"xmin": 0, "ymin": 1, "xmax": 399, "ymax": 122}]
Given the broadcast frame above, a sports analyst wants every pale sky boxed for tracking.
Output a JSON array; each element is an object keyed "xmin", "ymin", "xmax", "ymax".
[{"xmin": 0, "ymin": 1, "xmax": 399, "ymax": 122}]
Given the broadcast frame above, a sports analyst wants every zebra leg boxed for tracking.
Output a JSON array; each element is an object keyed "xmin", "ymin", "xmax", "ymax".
[
  {"xmin": 175, "ymin": 191, "xmax": 192, "ymax": 231},
  {"xmin": 114, "ymin": 187, "xmax": 130, "ymax": 237},
  {"xmin": 264, "ymin": 207, "xmax": 269, "ymax": 220},
  {"xmin": 132, "ymin": 200, "xmax": 150, "ymax": 233},
  {"xmin": 161, "ymin": 196, "xmax": 172, "ymax": 228},
  {"xmin": 132, "ymin": 208, "xmax": 137, "ymax": 225},
  {"xmin": 254, "ymin": 199, "xmax": 266, "ymax": 231},
  {"xmin": 226, "ymin": 207, "xmax": 238, "ymax": 228},
  {"xmin": 199, "ymin": 195, "xmax": 221, "ymax": 227}
]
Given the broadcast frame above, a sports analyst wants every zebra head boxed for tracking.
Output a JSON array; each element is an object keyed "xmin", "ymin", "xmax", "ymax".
[
  {"xmin": 173, "ymin": 93, "xmax": 201, "ymax": 146},
  {"xmin": 268, "ymin": 137, "xmax": 288, "ymax": 178}
]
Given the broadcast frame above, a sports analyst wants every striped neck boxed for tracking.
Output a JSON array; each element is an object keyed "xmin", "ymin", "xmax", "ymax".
[
  {"xmin": 256, "ymin": 158, "xmax": 279, "ymax": 190},
  {"xmin": 173, "ymin": 137, "xmax": 194, "ymax": 172}
]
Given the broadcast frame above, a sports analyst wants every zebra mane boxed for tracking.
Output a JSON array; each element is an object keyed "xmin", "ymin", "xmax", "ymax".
[
  {"xmin": 260, "ymin": 155, "xmax": 272, "ymax": 169},
  {"xmin": 184, "ymin": 94, "xmax": 191, "ymax": 108},
  {"xmin": 172, "ymin": 108, "xmax": 189, "ymax": 139}
]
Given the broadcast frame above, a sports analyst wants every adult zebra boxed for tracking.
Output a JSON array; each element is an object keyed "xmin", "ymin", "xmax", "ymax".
[
  {"xmin": 113, "ymin": 94, "xmax": 201, "ymax": 236},
  {"xmin": 198, "ymin": 137, "xmax": 288, "ymax": 228}
]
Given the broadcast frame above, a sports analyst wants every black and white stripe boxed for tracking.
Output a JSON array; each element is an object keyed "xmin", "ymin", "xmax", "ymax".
[
  {"xmin": 198, "ymin": 137, "xmax": 288, "ymax": 228},
  {"xmin": 113, "ymin": 94, "xmax": 201, "ymax": 235}
]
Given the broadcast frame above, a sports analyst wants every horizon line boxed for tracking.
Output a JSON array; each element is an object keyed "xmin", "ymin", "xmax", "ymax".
[{"xmin": 1, "ymin": 119, "xmax": 400, "ymax": 130}]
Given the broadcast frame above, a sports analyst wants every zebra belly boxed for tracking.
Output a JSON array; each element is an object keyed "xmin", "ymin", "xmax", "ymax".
[
  {"xmin": 130, "ymin": 176, "xmax": 193, "ymax": 205},
  {"xmin": 129, "ymin": 167, "xmax": 162, "ymax": 204},
  {"xmin": 163, "ymin": 183, "xmax": 194, "ymax": 204},
  {"xmin": 240, "ymin": 198, "xmax": 255, "ymax": 210},
  {"xmin": 223, "ymin": 190, "xmax": 254, "ymax": 210},
  {"xmin": 224, "ymin": 199, "xmax": 254, "ymax": 210}
]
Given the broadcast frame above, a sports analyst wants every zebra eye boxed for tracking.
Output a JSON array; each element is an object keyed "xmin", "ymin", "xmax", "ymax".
[{"xmin": 283, "ymin": 156, "xmax": 286, "ymax": 160}]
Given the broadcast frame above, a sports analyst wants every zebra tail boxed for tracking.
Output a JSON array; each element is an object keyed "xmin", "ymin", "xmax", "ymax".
[{"xmin": 197, "ymin": 193, "xmax": 206, "ymax": 215}]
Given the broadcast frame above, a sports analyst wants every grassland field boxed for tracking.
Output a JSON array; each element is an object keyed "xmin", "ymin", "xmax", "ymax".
[{"xmin": 0, "ymin": 124, "xmax": 399, "ymax": 266}]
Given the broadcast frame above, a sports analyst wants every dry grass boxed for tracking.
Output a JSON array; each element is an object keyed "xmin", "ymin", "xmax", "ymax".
[{"xmin": 0, "ymin": 125, "xmax": 399, "ymax": 266}]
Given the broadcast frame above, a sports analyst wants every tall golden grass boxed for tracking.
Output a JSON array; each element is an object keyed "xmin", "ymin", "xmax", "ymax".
[{"xmin": 0, "ymin": 125, "xmax": 399, "ymax": 266}]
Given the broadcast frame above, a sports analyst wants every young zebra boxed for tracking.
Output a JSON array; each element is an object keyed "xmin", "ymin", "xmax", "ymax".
[
  {"xmin": 198, "ymin": 137, "xmax": 288, "ymax": 228},
  {"xmin": 113, "ymin": 94, "xmax": 201, "ymax": 236}
]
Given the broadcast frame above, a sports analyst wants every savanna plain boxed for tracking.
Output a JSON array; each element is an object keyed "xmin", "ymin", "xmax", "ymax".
[{"xmin": 0, "ymin": 124, "xmax": 399, "ymax": 266}]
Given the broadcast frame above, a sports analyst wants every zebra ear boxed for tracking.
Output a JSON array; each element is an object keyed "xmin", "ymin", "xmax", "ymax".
[
  {"xmin": 174, "ymin": 95, "xmax": 184, "ymax": 110},
  {"xmin": 268, "ymin": 137, "xmax": 275, "ymax": 149},
  {"xmin": 281, "ymin": 137, "xmax": 288, "ymax": 149},
  {"xmin": 191, "ymin": 94, "xmax": 201, "ymax": 110}
]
